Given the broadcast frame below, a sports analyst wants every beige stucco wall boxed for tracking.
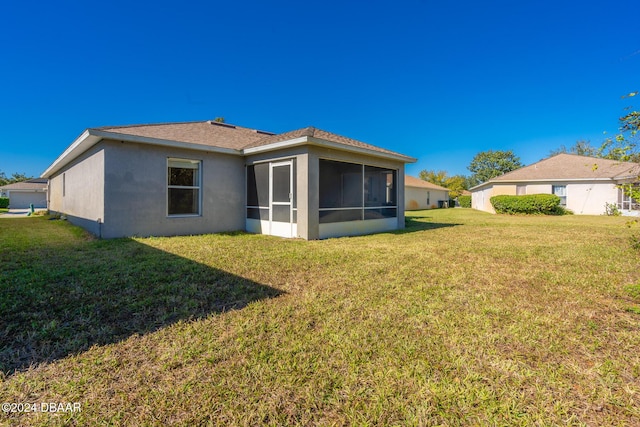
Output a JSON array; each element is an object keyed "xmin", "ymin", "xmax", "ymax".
[
  {"xmin": 472, "ymin": 181, "xmax": 619, "ymax": 215},
  {"xmin": 526, "ymin": 184, "xmax": 550, "ymax": 194},
  {"xmin": 471, "ymin": 184, "xmax": 516, "ymax": 213},
  {"xmin": 562, "ymin": 182, "xmax": 617, "ymax": 215},
  {"xmin": 405, "ymin": 187, "xmax": 449, "ymax": 210}
]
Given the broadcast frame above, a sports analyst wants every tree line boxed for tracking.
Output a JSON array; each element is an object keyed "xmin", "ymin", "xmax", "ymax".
[{"xmin": 0, "ymin": 172, "xmax": 32, "ymax": 187}]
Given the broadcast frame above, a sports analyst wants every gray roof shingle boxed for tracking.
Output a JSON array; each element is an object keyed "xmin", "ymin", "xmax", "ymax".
[
  {"xmin": 95, "ymin": 121, "xmax": 410, "ymax": 159},
  {"xmin": 96, "ymin": 121, "xmax": 272, "ymax": 151},
  {"xmin": 488, "ymin": 153, "xmax": 640, "ymax": 182},
  {"xmin": 405, "ymin": 175, "xmax": 450, "ymax": 191}
]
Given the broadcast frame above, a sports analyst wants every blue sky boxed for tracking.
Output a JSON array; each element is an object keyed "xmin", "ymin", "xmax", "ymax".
[{"xmin": 1, "ymin": 0, "xmax": 638, "ymax": 179}]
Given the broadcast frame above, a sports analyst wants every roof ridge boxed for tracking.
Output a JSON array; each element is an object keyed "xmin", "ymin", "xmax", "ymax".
[
  {"xmin": 94, "ymin": 120, "xmax": 274, "ymax": 135},
  {"xmin": 93, "ymin": 120, "xmax": 210, "ymax": 130},
  {"xmin": 301, "ymin": 126, "xmax": 316, "ymax": 137}
]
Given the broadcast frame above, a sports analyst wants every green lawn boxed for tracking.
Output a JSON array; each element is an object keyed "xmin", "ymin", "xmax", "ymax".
[{"xmin": 1, "ymin": 210, "xmax": 639, "ymax": 426}]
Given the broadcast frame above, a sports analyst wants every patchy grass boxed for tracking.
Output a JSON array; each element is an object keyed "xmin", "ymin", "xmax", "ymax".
[{"xmin": 1, "ymin": 210, "xmax": 639, "ymax": 426}]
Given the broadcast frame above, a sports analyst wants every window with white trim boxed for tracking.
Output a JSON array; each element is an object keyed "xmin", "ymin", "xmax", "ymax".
[
  {"xmin": 618, "ymin": 184, "xmax": 640, "ymax": 210},
  {"xmin": 167, "ymin": 158, "xmax": 201, "ymax": 216},
  {"xmin": 552, "ymin": 185, "xmax": 566, "ymax": 206}
]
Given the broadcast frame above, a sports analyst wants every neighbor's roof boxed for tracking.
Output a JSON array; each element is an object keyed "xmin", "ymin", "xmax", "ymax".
[
  {"xmin": 472, "ymin": 153, "xmax": 640, "ymax": 190},
  {"xmin": 404, "ymin": 175, "xmax": 450, "ymax": 191},
  {"xmin": 0, "ymin": 179, "xmax": 48, "ymax": 191},
  {"xmin": 43, "ymin": 120, "xmax": 415, "ymax": 177}
]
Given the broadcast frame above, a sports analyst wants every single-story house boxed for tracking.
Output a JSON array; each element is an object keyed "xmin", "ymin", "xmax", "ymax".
[
  {"xmin": 404, "ymin": 175, "xmax": 450, "ymax": 210},
  {"xmin": 471, "ymin": 153, "xmax": 640, "ymax": 215},
  {"xmin": 42, "ymin": 121, "xmax": 416, "ymax": 239},
  {"xmin": 0, "ymin": 178, "xmax": 48, "ymax": 209}
]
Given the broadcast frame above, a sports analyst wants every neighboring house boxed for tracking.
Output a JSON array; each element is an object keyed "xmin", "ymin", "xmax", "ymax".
[
  {"xmin": 0, "ymin": 178, "xmax": 48, "ymax": 209},
  {"xmin": 42, "ymin": 121, "xmax": 416, "ymax": 239},
  {"xmin": 404, "ymin": 175, "xmax": 450, "ymax": 210},
  {"xmin": 471, "ymin": 153, "xmax": 640, "ymax": 215}
]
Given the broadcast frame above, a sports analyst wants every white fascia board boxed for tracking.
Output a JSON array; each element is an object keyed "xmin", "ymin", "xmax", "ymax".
[
  {"xmin": 41, "ymin": 130, "xmax": 100, "ymax": 178},
  {"xmin": 242, "ymin": 136, "xmax": 417, "ymax": 163},
  {"xmin": 493, "ymin": 177, "xmax": 615, "ymax": 183},
  {"xmin": 406, "ymin": 184, "xmax": 449, "ymax": 191},
  {"xmin": 615, "ymin": 174, "xmax": 640, "ymax": 181},
  {"xmin": 241, "ymin": 137, "xmax": 309, "ymax": 155},
  {"xmin": 470, "ymin": 177, "xmax": 616, "ymax": 191},
  {"xmin": 307, "ymin": 137, "xmax": 417, "ymax": 163},
  {"xmin": 469, "ymin": 182, "xmax": 489, "ymax": 191}
]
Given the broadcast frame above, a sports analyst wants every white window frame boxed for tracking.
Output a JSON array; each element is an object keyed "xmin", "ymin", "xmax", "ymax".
[
  {"xmin": 552, "ymin": 185, "xmax": 567, "ymax": 206},
  {"xmin": 619, "ymin": 184, "xmax": 640, "ymax": 211},
  {"xmin": 167, "ymin": 158, "xmax": 202, "ymax": 217}
]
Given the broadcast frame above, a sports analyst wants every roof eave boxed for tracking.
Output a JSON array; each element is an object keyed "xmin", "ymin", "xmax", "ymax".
[
  {"xmin": 41, "ymin": 130, "xmax": 99, "ymax": 178},
  {"xmin": 470, "ymin": 177, "xmax": 620, "ymax": 191},
  {"xmin": 406, "ymin": 185, "xmax": 449, "ymax": 191},
  {"xmin": 242, "ymin": 136, "xmax": 416, "ymax": 163}
]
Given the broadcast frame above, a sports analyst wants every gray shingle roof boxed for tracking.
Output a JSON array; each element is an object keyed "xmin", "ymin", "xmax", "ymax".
[
  {"xmin": 488, "ymin": 153, "xmax": 640, "ymax": 182},
  {"xmin": 0, "ymin": 180, "xmax": 47, "ymax": 191},
  {"xmin": 95, "ymin": 121, "xmax": 410, "ymax": 159},
  {"xmin": 43, "ymin": 120, "xmax": 415, "ymax": 178},
  {"xmin": 405, "ymin": 175, "xmax": 450, "ymax": 191},
  {"xmin": 96, "ymin": 121, "xmax": 272, "ymax": 151},
  {"xmin": 244, "ymin": 126, "xmax": 409, "ymax": 158}
]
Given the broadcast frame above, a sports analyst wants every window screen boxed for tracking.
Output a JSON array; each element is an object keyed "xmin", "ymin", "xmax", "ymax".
[
  {"xmin": 319, "ymin": 160, "xmax": 363, "ymax": 208},
  {"xmin": 319, "ymin": 159, "xmax": 398, "ymax": 224}
]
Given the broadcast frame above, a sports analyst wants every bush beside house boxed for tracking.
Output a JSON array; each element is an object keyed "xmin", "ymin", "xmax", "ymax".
[
  {"xmin": 0, "ymin": 198, "xmax": 9, "ymax": 208},
  {"xmin": 490, "ymin": 194, "xmax": 563, "ymax": 215},
  {"xmin": 458, "ymin": 195, "xmax": 471, "ymax": 208}
]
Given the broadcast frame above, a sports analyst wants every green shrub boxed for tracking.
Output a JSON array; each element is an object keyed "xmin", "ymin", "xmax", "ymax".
[
  {"xmin": 552, "ymin": 205, "xmax": 574, "ymax": 215},
  {"xmin": 490, "ymin": 194, "xmax": 562, "ymax": 215},
  {"xmin": 604, "ymin": 202, "xmax": 621, "ymax": 216},
  {"xmin": 0, "ymin": 198, "xmax": 9, "ymax": 209},
  {"xmin": 458, "ymin": 195, "xmax": 471, "ymax": 208}
]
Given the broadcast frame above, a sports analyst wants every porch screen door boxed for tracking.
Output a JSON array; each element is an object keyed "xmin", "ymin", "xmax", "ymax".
[{"xmin": 270, "ymin": 161, "xmax": 293, "ymax": 237}]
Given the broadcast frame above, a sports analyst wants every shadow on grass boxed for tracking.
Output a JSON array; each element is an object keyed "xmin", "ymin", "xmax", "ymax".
[
  {"xmin": 0, "ymin": 233, "xmax": 283, "ymax": 375},
  {"xmin": 396, "ymin": 216, "xmax": 462, "ymax": 234}
]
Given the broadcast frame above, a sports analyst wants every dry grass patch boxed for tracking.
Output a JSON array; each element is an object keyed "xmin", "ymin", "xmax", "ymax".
[{"xmin": 1, "ymin": 210, "xmax": 639, "ymax": 426}]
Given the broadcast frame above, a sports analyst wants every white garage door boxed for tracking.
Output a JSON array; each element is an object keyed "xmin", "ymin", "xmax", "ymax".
[{"xmin": 9, "ymin": 192, "xmax": 47, "ymax": 209}]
